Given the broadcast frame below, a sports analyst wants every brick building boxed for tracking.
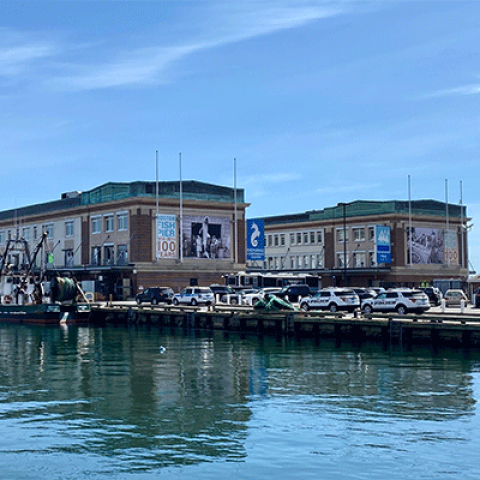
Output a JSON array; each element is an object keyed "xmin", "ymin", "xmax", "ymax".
[
  {"xmin": 248, "ymin": 200, "xmax": 469, "ymax": 290},
  {"xmin": 0, "ymin": 181, "xmax": 248, "ymax": 299}
]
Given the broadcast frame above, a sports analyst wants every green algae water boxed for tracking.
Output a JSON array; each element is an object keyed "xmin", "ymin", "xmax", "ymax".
[{"xmin": 1, "ymin": 324, "xmax": 480, "ymax": 479}]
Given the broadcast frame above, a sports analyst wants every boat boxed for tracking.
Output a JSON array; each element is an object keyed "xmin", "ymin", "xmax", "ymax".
[{"xmin": 0, "ymin": 232, "xmax": 91, "ymax": 325}]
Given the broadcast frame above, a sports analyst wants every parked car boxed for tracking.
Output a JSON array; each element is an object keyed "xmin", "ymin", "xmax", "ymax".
[
  {"xmin": 260, "ymin": 287, "xmax": 283, "ymax": 297},
  {"xmin": 135, "ymin": 287, "xmax": 174, "ymax": 305},
  {"xmin": 299, "ymin": 288, "xmax": 360, "ymax": 313},
  {"xmin": 351, "ymin": 288, "xmax": 377, "ymax": 301},
  {"xmin": 443, "ymin": 289, "xmax": 468, "ymax": 307},
  {"xmin": 238, "ymin": 288, "xmax": 264, "ymax": 306},
  {"xmin": 475, "ymin": 288, "xmax": 480, "ymax": 308},
  {"xmin": 276, "ymin": 284, "xmax": 312, "ymax": 303},
  {"xmin": 361, "ymin": 288, "xmax": 430, "ymax": 315},
  {"xmin": 173, "ymin": 287, "xmax": 215, "ymax": 306},
  {"xmin": 419, "ymin": 287, "xmax": 443, "ymax": 306},
  {"xmin": 210, "ymin": 284, "xmax": 237, "ymax": 302}
]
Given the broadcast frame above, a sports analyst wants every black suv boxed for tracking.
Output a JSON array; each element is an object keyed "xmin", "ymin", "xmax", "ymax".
[
  {"xmin": 276, "ymin": 284, "xmax": 312, "ymax": 303},
  {"xmin": 135, "ymin": 287, "xmax": 174, "ymax": 305},
  {"xmin": 419, "ymin": 287, "xmax": 442, "ymax": 306}
]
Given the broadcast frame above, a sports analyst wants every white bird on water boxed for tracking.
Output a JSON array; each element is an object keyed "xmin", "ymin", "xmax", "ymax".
[{"xmin": 159, "ymin": 346, "xmax": 166, "ymax": 354}]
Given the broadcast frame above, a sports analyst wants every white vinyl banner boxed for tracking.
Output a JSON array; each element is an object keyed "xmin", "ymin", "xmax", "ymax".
[{"xmin": 156, "ymin": 215, "xmax": 176, "ymax": 259}]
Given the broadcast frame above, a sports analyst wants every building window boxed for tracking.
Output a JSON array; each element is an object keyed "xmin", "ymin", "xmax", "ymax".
[
  {"xmin": 353, "ymin": 252, "xmax": 366, "ymax": 268},
  {"xmin": 91, "ymin": 246, "xmax": 101, "ymax": 265},
  {"xmin": 104, "ymin": 245, "xmax": 114, "ymax": 265},
  {"xmin": 290, "ymin": 257, "xmax": 295, "ymax": 269},
  {"xmin": 337, "ymin": 252, "xmax": 348, "ymax": 268},
  {"xmin": 304, "ymin": 232, "xmax": 309, "ymax": 244},
  {"xmin": 22, "ymin": 227, "xmax": 30, "ymax": 242},
  {"xmin": 317, "ymin": 231, "xmax": 323, "ymax": 244},
  {"xmin": 45, "ymin": 223, "xmax": 54, "ymax": 240},
  {"xmin": 290, "ymin": 233, "xmax": 295, "ymax": 245},
  {"xmin": 337, "ymin": 228, "xmax": 348, "ymax": 243},
  {"xmin": 274, "ymin": 234, "xmax": 279, "ymax": 247},
  {"xmin": 7, "ymin": 230, "xmax": 11, "ymax": 241},
  {"xmin": 317, "ymin": 254, "xmax": 324, "ymax": 269},
  {"xmin": 117, "ymin": 213, "xmax": 128, "ymax": 231},
  {"xmin": 0, "ymin": 231, "xmax": 5, "ymax": 245},
  {"xmin": 310, "ymin": 231, "xmax": 315, "ymax": 244},
  {"xmin": 65, "ymin": 221, "xmax": 74, "ymax": 237},
  {"xmin": 104, "ymin": 215, "xmax": 114, "ymax": 233},
  {"xmin": 353, "ymin": 227, "xmax": 365, "ymax": 242},
  {"xmin": 268, "ymin": 235, "xmax": 273, "ymax": 247},
  {"xmin": 117, "ymin": 245, "xmax": 128, "ymax": 265},
  {"xmin": 65, "ymin": 249, "xmax": 74, "ymax": 267},
  {"xmin": 33, "ymin": 226, "xmax": 38, "ymax": 241},
  {"xmin": 369, "ymin": 226, "xmax": 375, "ymax": 241},
  {"xmin": 91, "ymin": 216, "xmax": 101, "ymax": 234},
  {"xmin": 280, "ymin": 234, "xmax": 285, "ymax": 246},
  {"xmin": 297, "ymin": 232, "xmax": 302, "ymax": 244},
  {"xmin": 369, "ymin": 251, "xmax": 377, "ymax": 267}
]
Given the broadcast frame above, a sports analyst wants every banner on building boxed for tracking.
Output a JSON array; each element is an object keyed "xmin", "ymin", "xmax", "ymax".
[
  {"xmin": 407, "ymin": 227, "xmax": 445, "ymax": 265},
  {"xmin": 246, "ymin": 219, "xmax": 265, "ymax": 261},
  {"xmin": 444, "ymin": 229, "xmax": 459, "ymax": 265},
  {"xmin": 182, "ymin": 215, "xmax": 231, "ymax": 259},
  {"xmin": 376, "ymin": 225, "xmax": 391, "ymax": 264},
  {"xmin": 156, "ymin": 214, "xmax": 176, "ymax": 259}
]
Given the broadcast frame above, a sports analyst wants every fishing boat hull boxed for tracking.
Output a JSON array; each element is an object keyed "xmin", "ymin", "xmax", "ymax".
[{"xmin": 0, "ymin": 304, "xmax": 91, "ymax": 325}]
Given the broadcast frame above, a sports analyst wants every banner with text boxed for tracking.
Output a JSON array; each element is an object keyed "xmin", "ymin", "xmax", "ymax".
[
  {"xmin": 376, "ymin": 225, "xmax": 391, "ymax": 264},
  {"xmin": 156, "ymin": 214, "xmax": 177, "ymax": 259}
]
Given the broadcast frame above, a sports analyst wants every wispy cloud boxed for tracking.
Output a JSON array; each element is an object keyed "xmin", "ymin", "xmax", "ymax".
[
  {"xmin": 48, "ymin": 0, "xmax": 349, "ymax": 91},
  {"xmin": 422, "ymin": 84, "xmax": 480, "ymax": 99},
  {"xmin": 0, "ymin": 29, "xmax": 56, "ymax": 76}
]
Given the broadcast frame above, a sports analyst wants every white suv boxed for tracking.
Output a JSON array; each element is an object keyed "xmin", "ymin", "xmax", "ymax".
[
  {"xmin": 173, "ymin": 287, "xmax": 215, "ymax": 306},
  {"xmin": 361, "ymin": 289, "xmax": 430, "ymax": 315},
  {"xmin": 299, "ymin": 288, "xmax": 360, "ymax": 313}
]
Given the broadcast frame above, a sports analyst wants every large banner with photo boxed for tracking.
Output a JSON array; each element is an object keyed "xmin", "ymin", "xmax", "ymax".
[
  {"xmin": 156, "ymin": 214, "xmax": 177, "ymax": 259},
  {"xmin": 182, "ymin": 215, "xmax": 231, "ymax": 259},
  {"xmin": 407, "ymin": 227, "xmax": 457, "ymax": 265}
]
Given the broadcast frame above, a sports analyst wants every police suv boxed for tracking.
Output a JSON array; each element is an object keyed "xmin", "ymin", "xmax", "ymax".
[
  {"xmin": 361, "ymin": 288, "xmax": 430, "ymax": 315},
  {"xmin": 299, "ymin": 288, "xmax": 360, "ymax": 313}
]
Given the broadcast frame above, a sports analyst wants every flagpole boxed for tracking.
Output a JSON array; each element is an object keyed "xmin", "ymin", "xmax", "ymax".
[
  {"xmin": 234, "ymin": 157, "xmax": 238, "ymax": 264},
  {"xmin": 408, "ymin": 175, "xmax": 412, "ymax": 265},
  {"xmin": 179, "ymin": 152, "xmax": 183, "ymax": 264},
  {"xmin": 155, "ymin": 150, "xmax": 159, "ymax": 217},
  {"xmin": 445, "ymin": 179, "xmax": 449, "ymax": 266},
  {"xmin": 155, "ymin": 150, "xmax": 159, "ymax": 260},
  {"xmin": 460, "ymin": 180, "xmax": 464, "ymax": 268}
]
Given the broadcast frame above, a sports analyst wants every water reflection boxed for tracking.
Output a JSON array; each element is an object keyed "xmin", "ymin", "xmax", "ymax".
[{"xmin": 0, "ymin": 324, "xmax": 479, "ymax": 478}]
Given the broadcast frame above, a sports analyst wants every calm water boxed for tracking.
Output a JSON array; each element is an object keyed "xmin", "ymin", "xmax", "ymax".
[{"xmin": 1, "ymin": 324, "xmax": 480, "ymax": 480}]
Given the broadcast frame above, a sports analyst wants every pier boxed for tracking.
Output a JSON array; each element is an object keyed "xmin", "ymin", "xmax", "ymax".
[{"xmin": 89, "ymin": 303, "xmax": 480, "ymax": 349}]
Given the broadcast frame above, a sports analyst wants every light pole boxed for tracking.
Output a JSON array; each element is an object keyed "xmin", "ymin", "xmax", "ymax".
[
  {"xmin": 337, "ymin": 202, "xmax": 348, "ymax": 286},
  {"xmin": 342, "ymin": 203, "xmax": 347, "ymax": 286}
]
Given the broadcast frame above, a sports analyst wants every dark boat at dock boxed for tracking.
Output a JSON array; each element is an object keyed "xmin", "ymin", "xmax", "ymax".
[{"xmin": 0, "ymin": 232, "xmax": 90, "ymax": 325}]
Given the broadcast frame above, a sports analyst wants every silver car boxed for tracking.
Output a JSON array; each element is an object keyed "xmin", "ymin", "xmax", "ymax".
[{"xmin": 173, "ymin": 287, "xmax": 215, "ymax": 306}]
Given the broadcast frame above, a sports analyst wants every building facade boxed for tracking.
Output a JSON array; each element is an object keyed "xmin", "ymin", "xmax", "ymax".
[
  {"xmin": 0, "ymin": 181, "xmax": 248, "ymax": 299},
  {"xmin": 248, "ymin": 200, "xmax": 469, "ymax": 289}
]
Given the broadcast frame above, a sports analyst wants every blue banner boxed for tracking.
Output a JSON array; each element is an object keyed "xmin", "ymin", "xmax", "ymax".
[
  {"xmin": 246, "ymin": 219, "xmax": 265, "ymax": 261},
  {"xmin": 376, "ymin": 225, "xmax": 391, "ymax": 264}
]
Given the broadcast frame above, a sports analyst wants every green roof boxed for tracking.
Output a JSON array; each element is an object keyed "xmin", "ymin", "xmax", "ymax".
[
  {"xmin": 259, "ymin": 199, "xmax": 467, "ymax": 225},
  {"xmin": 0, "ymin": 181, "xmax": 244, "ymax": 222}
]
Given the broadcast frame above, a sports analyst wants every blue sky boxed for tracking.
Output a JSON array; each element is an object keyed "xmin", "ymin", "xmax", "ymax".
[{"xmin": 1, "ymin": 1, "xmax": 480, "ymax": 271}]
